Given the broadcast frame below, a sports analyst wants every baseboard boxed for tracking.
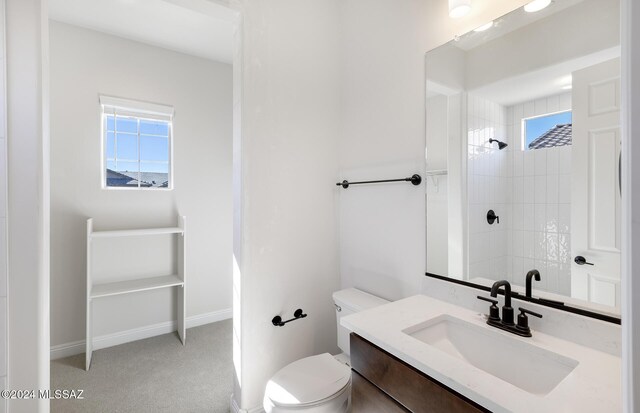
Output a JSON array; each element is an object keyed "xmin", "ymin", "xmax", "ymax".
[
  {"xmin": 230, "ymin": 394, "xmax": 264, "ymax": 413},
  {"xmin": 51, "ymin": 308, "xmax": 232, "ymax": 360}
]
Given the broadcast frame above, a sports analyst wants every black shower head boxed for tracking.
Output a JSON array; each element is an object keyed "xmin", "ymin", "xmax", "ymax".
[{"xmin": 489, "ymin": 139, "xmax": 508, "ymax": 150}]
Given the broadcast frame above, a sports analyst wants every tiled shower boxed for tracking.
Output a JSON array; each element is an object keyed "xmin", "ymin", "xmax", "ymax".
[{"xmin": 467, "ymin": 92, "xmax": 573, "ymax": 295}]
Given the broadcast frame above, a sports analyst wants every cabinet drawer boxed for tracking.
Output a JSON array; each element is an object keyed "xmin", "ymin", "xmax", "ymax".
[
  {"xmin": 352, "ymin": 370, "xmax": 409, "ymax": 413},
  {"xmin": 350, "ymin": 333, "xmax": 489, "ymax": 413}
]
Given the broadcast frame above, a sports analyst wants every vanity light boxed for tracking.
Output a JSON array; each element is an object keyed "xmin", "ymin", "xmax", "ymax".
[
  {"xmin": 524, "ymin": 0, "xmax": 551, "ymax": 13},
  {"xmin": 449, "ymin": 0, "xmax": 471, "ymax": 18},
  {"xmin": 474, "ymin": 21, "xmax": 494, "ymax": 32},
  {"xmin": 561, "ymin": 85, "xmax": 572, "ymax": 90}
]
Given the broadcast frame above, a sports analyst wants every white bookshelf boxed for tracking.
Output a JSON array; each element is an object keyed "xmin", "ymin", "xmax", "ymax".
[{"xmin": 86, "ymin": 216, "xmax": 186, "ymax": 370}]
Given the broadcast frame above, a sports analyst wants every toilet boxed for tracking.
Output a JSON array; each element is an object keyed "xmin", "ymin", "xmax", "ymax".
[{"xmin": 263, "ymin": 288, "xmax": 390, "ymax": 413}]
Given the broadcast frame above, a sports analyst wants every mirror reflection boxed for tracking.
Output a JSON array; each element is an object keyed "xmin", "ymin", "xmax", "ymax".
[{"xmin": 425, "ymin": 0, "xmax": 620, "ymax": 316}]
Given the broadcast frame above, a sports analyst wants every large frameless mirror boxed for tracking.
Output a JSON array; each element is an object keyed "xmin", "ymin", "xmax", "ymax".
[{"xmin": 425, "ymin": 0, "xmax": 621, "ymax": 319}]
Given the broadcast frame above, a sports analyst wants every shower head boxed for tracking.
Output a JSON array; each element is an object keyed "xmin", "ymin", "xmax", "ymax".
[{"xmin": 489, "ymin": 139, "xmax": 508, "ymax": 150}]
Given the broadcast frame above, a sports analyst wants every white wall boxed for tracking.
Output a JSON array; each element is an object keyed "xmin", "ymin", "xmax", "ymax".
[
  {"xmin": 49, "ymin": 22, "xmax": 232, "ymax": 348},
  {"xmin": 0, "ymin": 0, "xmax": 7, "ymax": 409},
  {"xmin": 233, "ymin": 0, "xmax": 342, "ymax": 410},
  {"xmin": 622, "ymin": 0, "xmax": 640, "ymax": 409},
  {"xmin": 6, "ymin": 0, "xmax": 50, "ymax": 411}
]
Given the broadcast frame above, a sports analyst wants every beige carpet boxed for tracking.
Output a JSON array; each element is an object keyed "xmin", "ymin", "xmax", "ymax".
[{"xmin": 51, "ymin": 319, "xmax": 233, "ymax": 413}]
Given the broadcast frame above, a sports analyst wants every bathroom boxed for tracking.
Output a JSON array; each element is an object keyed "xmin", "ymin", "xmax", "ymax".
[{"xmin": 1, "ymin": 0, "xmax": 639, "ymax": 412}]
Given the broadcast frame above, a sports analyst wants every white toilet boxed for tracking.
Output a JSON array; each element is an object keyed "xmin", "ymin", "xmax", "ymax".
[{"xmin": 263, "ymin": 288, "xmax": 389, "ymax": 413}]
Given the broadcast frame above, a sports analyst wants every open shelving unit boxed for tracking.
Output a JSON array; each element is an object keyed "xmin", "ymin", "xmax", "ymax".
[{"xmin": 86, "ymin": 216, "xmax": 186, "ymax": 370}]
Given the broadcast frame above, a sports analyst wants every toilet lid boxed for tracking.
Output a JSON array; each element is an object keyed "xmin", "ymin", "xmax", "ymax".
[{"xmin": 265, "ymin": 353, "xmax": 351, "ymax": 407}]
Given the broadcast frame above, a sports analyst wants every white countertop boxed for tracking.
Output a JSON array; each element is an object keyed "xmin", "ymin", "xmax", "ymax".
[{"xmin": 341, "ymin": 295, "xmax": 621, "ymax": 413}]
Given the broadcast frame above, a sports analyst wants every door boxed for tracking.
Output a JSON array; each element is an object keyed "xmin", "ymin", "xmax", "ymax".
[{"xmin": 571, "ymin": 58, "xmax": 621, "ymax": 310}]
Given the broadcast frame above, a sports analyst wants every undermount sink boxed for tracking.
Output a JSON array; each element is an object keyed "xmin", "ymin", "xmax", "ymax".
[{"xmin": 402, "ymin": 315, "xmax": 579, "ymax": 395}]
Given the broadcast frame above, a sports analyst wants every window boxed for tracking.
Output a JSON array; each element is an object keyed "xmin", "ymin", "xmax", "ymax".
[
  {"xmin": 101, "ymin": 96, "xmax": 174, "ymax": 189},
  {"xmin": 523, "ymin": 111, "xmax": 572, "ymax": 150}
]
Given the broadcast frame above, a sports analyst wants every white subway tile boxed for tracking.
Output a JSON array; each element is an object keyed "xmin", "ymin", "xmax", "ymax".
[
  {"xmin": 559, "ymin": 93, "xmax": 572, "ymax": 111},
  {"xmin": 512, "ymin": 203, "xmax": 524, "ymax": 231},
  {"xmin": 558, "ymin": 264, "xmax": 571, "ymax": 296},
  {"xmin": 534, "ymin": 259, "xmax": 549, "ymax": 291},
  {"xmin": 513, "ymin": 177, "xmax": 524, "ymax": 204},
  {"xmin": 512, "ymin": 256, "xmax": 524, "ymax": 279},
  {"xmin": 547, "ymin": 95, "xmax": 560, "ymax": 113},
  {"xmin": 522, "ymin": 257, "xmax": 535, "ymax": 276},
  {"xmin": 523, "ymin": 150, "xmax": 535, "ymax": 176},
  {"xmin": 558, "ymin": 174, "xmax": 571, "ymax": 204},
  {"xmin": 534, "ymin": 204, "xmax": 547, "ymax": 232},
  {"xmin": 535, "ymin": 231, "xmax": 547, "ymax": 260},
  {"xmin": 534, "ymin": 149, "xmax": 547, "ymax": 176},
  {"xmin": 534, "ymin": 175, "xmax": 546, "ymax": 204},
  {"xmin": 523, "ymin": 231, "xmax": 535, "ymax": 258},
  {"xmin": 513, "ymin": 150, "xmax": 523, "ymax": 177},
  {"xmin": 558, "ymin": 146, "xmax": 572, "ymax": 174},
  {"xmin": 558, "ymin": 203, "xmax": 571, "ymax": 233},
  {"xmin": 547, "ymin": 174, "xmax": 559, "ymax": 204},
  {"xmin": 546, "ymin": 232, "xmax": 559, "ymax": 262},
  {"xmin": 523, "ymin": 204, "xmax": 535, "ymax": 231},
  {"xmin": 513, "ymin": 230, "xmax": 524, "ymax": 257},
  {"xmin": 523, "ymin": 101, "xmax": 535, "ymax": 118},
  {"xmin": 546, "ymin": 148, "xmax": 559, "ymax": 175},
  {"xmin": 534, "ymin": 98, "xmax": 547, "ymax": 116},
  {"xmin": 546, "ymin": 261, "xmax": 560, "ymax": 294},
  {"xmin": 546, "ymin": 204, "xmax": 559, "ymax": 233},
  {"xmin": 559, "ymin": 233, "xmax": 571, "ymax": 263}
]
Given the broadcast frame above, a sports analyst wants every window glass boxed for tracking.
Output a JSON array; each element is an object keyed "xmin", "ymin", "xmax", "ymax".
[
  {"xmin": 524, "ymin": 111, "xmax": 572, "ymax": 150},
  {"xmin": 103, "ymin": 112, "xmax": 172, "ymax": 189}
]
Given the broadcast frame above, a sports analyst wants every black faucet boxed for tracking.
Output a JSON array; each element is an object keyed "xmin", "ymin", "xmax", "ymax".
[
  {"xmin": 524, "ymin": 269, "xmax": 565, "ymax": 306},
  {"xmin": 525, "ymin": 270, "xmax": 540, "ymax": 298},
  {"xmin": 490, "ymin": 280, "xmax": 514, "ymax": 325},
  {"xmin": 477, "ymin": 279, "xmax": 543, "ymax": 337}
]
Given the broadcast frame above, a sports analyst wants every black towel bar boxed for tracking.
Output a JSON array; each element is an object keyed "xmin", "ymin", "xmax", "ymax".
[{"xmin": 336, "ymin": 174, "xmax": 422, "ymax": 189}]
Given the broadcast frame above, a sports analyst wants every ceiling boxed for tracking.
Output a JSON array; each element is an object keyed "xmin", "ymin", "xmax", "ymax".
[
  {"xmin": 470, "ymin": 47, "xmax": 621, "ymax": 106},
  {"xmin": 48, "ymin": 0, "xmax": 236, "ymax": 63}
]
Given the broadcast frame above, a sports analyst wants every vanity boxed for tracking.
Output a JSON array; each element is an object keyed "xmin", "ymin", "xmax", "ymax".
[
  {"xmin": 343, "ymin": 295, "xmax": 621, "ymax": 413},
  {"xmin": 350, "ymin": 333, "xmax": 487, "ymax": 413}
]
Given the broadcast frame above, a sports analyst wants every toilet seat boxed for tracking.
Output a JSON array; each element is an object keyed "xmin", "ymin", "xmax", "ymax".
[{"xmin": 264, "ymin": 353, "xmax": 351, "ymax": 408}]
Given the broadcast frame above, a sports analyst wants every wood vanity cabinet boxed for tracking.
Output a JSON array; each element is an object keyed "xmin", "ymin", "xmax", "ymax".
[{"xmin": 350, "ymin": 333, "xmax": 490, "ymax": 413}]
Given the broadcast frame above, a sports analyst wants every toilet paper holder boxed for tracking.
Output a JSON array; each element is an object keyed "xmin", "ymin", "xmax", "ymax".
[{"xmin": 272, "ymin": 309, "xmax": 307, "ymax": 327}]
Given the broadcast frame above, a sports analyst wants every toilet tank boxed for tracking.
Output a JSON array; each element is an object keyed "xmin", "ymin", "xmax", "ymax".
[{"xmin": 333, "ymin": 288, "xmax": 389, "ymax": 356}]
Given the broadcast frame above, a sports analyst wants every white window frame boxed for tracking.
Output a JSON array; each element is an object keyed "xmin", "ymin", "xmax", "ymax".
[{"xmin": 100, "ymin": 95, "xmax": 175, "ymax": 190}]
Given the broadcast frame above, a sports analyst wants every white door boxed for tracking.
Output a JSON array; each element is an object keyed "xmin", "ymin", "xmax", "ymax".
[{"xmin": 571, "ymin": 58, "xmax": 621, "ymax": 310}]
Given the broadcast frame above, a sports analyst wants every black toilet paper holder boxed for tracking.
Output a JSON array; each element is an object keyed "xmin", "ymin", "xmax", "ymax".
[{"xmin": 272, "ymin": 309, "xmax": 307, "ymax": 327}]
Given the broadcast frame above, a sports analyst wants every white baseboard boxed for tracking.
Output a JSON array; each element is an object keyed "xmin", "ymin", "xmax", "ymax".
[
  {"xmin": 230, "ymin": 394, "xmax": 264, "ymax": 413},
  {"xmin": 51, "ymin": 308, "xmax": 232, "ymax": 360}
]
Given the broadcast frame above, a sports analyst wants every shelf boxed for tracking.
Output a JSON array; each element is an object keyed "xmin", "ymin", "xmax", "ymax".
[
  {"xmin": 91, "ymin": 227, "xmax": 184, "ymax": 238},
  {"xmin": 91, "ymin": 274, "xmax": 184, "ymax": 299}
]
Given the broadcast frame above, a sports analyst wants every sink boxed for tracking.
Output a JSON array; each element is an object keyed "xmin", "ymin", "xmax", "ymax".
[{"xmin": 402, "ymin": 315, "xmax": 579, "ymax": 395}]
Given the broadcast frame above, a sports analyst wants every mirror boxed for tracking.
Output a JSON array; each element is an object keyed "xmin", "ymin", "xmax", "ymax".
[{"xmin": 425, "ymin": 0, "xmax": 621, "ymax": 318}]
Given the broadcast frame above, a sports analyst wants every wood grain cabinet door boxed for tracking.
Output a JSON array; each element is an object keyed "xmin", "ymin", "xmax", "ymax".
[
  {"xmin": 352, "ymin": 371, "xmax": 409, "ymax": 413},
  {"xmin": 350, "ymin": 333, "xmax": 489, "ymax": 413}
]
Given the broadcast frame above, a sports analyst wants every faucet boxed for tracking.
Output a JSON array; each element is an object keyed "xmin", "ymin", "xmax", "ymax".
[
  {"xmin": 525, "ymin": 270, "xmax": 540, "ymax": 298},
  {"xmin": 524, "ymin": 269, "xmax": 565, "ymax": 306},
  {"xmin": 477, "ymin": 279, "xmax": 543, "ymax": 337},
  {"xmin": 490, "ymin": 280, "xmax": 514, "ymax": 325}
]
